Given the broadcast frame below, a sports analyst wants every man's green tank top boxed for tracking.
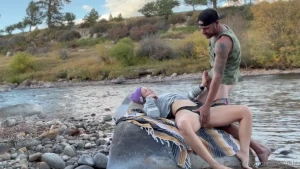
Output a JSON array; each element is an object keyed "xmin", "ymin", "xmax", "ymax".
[{"xmin": 209, "ymin": 25, "xmax": 241, "ymax": 85}]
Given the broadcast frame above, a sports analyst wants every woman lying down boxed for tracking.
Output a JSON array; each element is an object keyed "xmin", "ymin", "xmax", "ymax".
[{"xmin": 129, "ymin": 72, "xmax": 253, "ymax": 169}]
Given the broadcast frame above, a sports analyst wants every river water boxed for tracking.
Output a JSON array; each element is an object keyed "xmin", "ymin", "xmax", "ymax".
[{"xmin": 0, "ymin": 73, "xmax": 299, "ymax": 164}]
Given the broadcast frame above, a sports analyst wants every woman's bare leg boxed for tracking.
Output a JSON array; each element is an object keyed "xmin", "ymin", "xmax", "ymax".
[
  {"xmin": 204, "ymin": 105, "xmax": 253, "ymax": 169},
  {"xmin": 175, "ymin": 110, "xmax": 231, "ymax": 169}
]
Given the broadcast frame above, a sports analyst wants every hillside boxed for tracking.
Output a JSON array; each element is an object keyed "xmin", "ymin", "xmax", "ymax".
[{"xmin": 0, "ymin": 1, "xmax": 299, "ymax": 84}]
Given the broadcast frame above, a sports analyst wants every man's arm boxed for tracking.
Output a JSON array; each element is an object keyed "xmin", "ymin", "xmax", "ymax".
[{"xmin": 203, "ymin": 36, "xmax": 232, "ymax": 107}]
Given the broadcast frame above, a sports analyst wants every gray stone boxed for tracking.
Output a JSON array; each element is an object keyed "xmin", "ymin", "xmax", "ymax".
[
  {"xmin": 0, "ymin": 104, "xmax": 44, "ymax": 119},
  {"xmin": 0, "ymin": 152, "xmax": 11, "ymax": 161},
  {"xmin": 16, "ymin": 154, "xmax": 28, "ymax": 160},
  {"xmin": 15, "ymin": 139, "xmax": 41, "ymax": 149},
  {"xmin": 95, "ymin": 139, "xmax": 106, "ymax": 146},
  {"xmin": 64, "ymin": 165, "xmax": 74, "ymax": 169},
  {"xmin": 93, "ymin": 153, "xmax": 107, "ymax": 169},
  {"xmin": 0, "ymin": 143, "xmax": 10, "ymax": 154},
  {"xmin": 53, "ymin": 145, "xmax": 63, "ymax": 154},
  {"xmin": 63, "ymin": 145, "xmax": 76, "ymax": 157},
  {"xmin": 0, "ymin": 85, "xmax": 11, "ymax": 92},
  {"xmin": 103, "ymin": 115, "xmax": 112, "ymax": 122},
  {"xmin": 78, "ymin": 154, "xmax": 94, "ymax": 166},
  {"xmin": 62, "ymin": 155, "xmax": 70, "ymax": 161},
  {"xmin": 44, "ymin": 82, "xmax": 54, "ymax": 88},
  {"xmin": 38, "ymin": 162, "xmax": 50, "ymax": 169},
  {"xmin": 111, "ymin": 76, "xmax": 125, "ymax": 84},
  {"xmin": 1, "ymin": 119, "xmax": 17, "ymax": 127},
  {"xmin": 28, "ymin": 153, "xmax": 42, "ymax": 162},
  {"xmin": 44, "ymin": 144, "xmax": 53, "ymax": 148},
  {"xmin": 35, "ymin": 145, "xmax": 43, "ymax": 152},
  {"xmin": 41, "ymin": 153, "xmax": 65, "ymax": 169},
  {"xmin": 107, "ymin": 122, "xmax": 253, "ymax": 169},
  {"xmin": 84, "ymin": 143, "xmax": 92, "ymax": 149},
  {"xmin": 11, "ymin": 153, "xmax": 18, "ymax": 159},
  {"xmin": 74, "ymin": 165, "xmax": 93, "ymax": 169}
]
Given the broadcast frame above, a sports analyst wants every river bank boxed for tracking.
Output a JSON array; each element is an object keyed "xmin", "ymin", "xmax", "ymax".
[{"xmin": 2, "ymin": 68, "xmax": 300, "ymax": 91}]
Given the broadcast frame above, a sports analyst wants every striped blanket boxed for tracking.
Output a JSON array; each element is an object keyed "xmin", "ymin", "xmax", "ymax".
[{"xmin": 116, "ymin": 112, "xmax": 240, "ymax": 169}]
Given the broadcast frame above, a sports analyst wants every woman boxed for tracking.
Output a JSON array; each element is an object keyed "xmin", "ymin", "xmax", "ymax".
[{"xmin": 130, "ymin": 73, "xmax": 252, "ymax": 169}]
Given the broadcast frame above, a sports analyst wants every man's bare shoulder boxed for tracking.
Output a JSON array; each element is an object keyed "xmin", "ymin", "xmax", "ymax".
[{"xmin": 216, "ymin": 35, "xmax": 233, "ymax": 49}]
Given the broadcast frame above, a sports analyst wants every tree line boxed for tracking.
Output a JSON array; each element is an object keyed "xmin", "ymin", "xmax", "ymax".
[{"xmin": 0, "ymin": 0, "xmax": 251, "ymax": 35}]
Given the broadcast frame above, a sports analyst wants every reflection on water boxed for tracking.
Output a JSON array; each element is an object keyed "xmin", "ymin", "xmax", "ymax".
[{"xmin": 0, "ymin": 73, "xmax": 299, "ymax": 163}]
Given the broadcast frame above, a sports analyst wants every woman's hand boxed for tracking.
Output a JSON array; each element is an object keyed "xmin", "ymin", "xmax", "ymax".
[{"xmin": 147, "ymin": 94, "xmax": 158, "ymax": 100}]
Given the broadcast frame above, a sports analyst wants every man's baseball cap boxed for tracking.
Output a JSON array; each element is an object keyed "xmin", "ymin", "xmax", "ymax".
[{"xmin": 198, "ymin": 8, "xmax": 226, "ymax": 26}]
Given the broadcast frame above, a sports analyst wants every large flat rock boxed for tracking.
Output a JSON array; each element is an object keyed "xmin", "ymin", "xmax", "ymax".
[{"xmin": 107, "ymin": 122, "xmax": 246, "ymax": 169}]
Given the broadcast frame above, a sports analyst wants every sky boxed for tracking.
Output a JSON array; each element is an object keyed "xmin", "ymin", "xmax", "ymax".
[{"xmin": 0, "ymin": 0, "xmax": 209, "ymax": 33}]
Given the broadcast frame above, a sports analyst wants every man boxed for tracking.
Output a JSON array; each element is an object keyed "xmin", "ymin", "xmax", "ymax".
[{"xmin": 194, "ymin": 8, "xmax": 271, "ymax": 165}]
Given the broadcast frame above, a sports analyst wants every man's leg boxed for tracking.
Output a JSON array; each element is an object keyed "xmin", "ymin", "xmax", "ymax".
[{"xmin": 219, "ymin": 124, "xmax": 271, "ymax": 165}]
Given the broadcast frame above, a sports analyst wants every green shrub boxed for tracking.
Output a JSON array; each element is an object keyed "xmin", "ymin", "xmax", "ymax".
[
  {"xmin": 66, "ymin": 67, "xmax": 90, "ymax": 81},
  {"xmin": 57, "ymin": 30, "xmax": 81, "ymax": 42},
  {"xmin": 136, "ymin": 36, "xmax": 175, "ymax": 60},
  {"xmin": 110, "ymin": 37, "xmax": 135, "ymax": 66},
  {"xmin": 129, "ymin": 23, "xmax": 157, "ymax": 41},
  {"xmin": 6, "ymin": 73, "xmax": 33, "ymax": 84},
  {"xmin": 168, "ymin": 14, "xmax": 187, "ymax": 24},
  {"xmin": 7, "ymin": 35, "xmax": 27, "ymax": 52},
  {"xmin": 161, "ymin": 31, "xmax": 185, "ymax": 39},
  {"xmin": 90, "ymin": 23, "xmax": 112, "ymax": 35},
  {"xmin": 187, "ymin": 11, "xmax": 200, "ymax": 26},
  {"xmin": 107, "ymin": 24, "xmax": 129, "ymax": 41},
  {"xmin": 72, "ymin": 38, "xmax": 106, "ymax": 47},
  {"xmin": 172, "ymin": 25, "xmax": 198, "ymax": 33},
  {"xmin": 10, "ymin": 52, "xmax": 36, "ymax": 74},
  {"xmin": 177, "ymin": 31, "xmax": 209, "ymax": 62}
]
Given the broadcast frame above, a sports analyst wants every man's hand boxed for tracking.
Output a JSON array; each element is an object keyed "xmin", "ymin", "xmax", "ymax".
[{"xmin": 199, "ymin": 104, "xmax": 211, "ymax": 125}]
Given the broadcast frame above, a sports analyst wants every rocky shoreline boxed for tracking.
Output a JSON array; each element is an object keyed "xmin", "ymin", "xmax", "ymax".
[
  {"xmin": 1, "ymin": 68, "xmax": 300, "ymax": 92},
  {"xmin": 0, "ymin": 113, "xmax": 115, "ymax": 169}
]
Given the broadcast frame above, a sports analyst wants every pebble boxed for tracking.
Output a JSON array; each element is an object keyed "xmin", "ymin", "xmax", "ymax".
[
  {"xmin": 84, "ymin": 143, "xmax": 92, "ymax": 149},
  {"xmin": 78, "ymin": 154, "xmax": 94, "ymax": 166}
]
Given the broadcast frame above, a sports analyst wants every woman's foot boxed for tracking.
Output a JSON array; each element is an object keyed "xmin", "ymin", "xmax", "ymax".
[
  {"xmin": 236, "ymin": 150, "xmax": 252, "ymax": 169},
  {"xmin": 257, "ymin": 146, "xmax": 271, "ymax": 166}
]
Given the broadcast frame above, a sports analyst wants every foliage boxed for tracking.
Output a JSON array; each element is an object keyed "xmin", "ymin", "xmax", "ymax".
[
  {"xmin": 129, "ymin": 23, "xmax": 157, "ymax": 41},
  {"xmin": 184, "ymin": 0, "xmax": 207, "ymax": 11},
  {"xmin": 136, "ymin": 35, "xmax": 175, "ymax": 60},
  {"xmin": 64, "ymin": 12, "xmax": 76, "ymax": 27},
  {"xmin": 107, "ymin": 24, "xmax": 129, "ymax": 41},
  {"xmin": 138, "ymin": 2, "xmax": 157, "ymax": 17},
  {"xmin": 9, "ymin": 52, "xmax": 36, "ymax": 74},
  {"xmin": 36, "ymin": 0, "xmax": 71, "ymax": 29},
  {"xmin": 83, "ymin": 8, "xmax": 99, "ymax": 27},
  {"xmin": 110, "ymin": 37, "xmax": 136, "ymax": 66},
  {"xmin": 249, "ymin": 0, "xmax": 300, "ymax": 68},
  {"xmin": 138, "ymin": 0, "xmax": 180, "ymax": 19},
  {"xmin": 177, "ymin": 31, "xmax": 209, "ymax": 62},
  {"xmin": 25, "ymin": 1, "xmax": 44, "ymax": 32},
  {"xmin": 57, "ymin": 30, "xmax": 81, "ymax": 42},
  {"xmin": 89, "ymin": 23, "xmax": 112, "ymax": 35},
  {"xmin": 172, "ymin": 25, "xmax": 198, "ymax": 33},
  {"xmin": 71, "ymin": 37, "xmax": 106, "ymax": 47},
  {"xmin": 168, "ymin": 14, "xmax": 187, "ymax": 24}
]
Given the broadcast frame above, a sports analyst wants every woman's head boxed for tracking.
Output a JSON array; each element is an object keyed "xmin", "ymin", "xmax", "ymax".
[{"xmin": 130, "ymin": 87, "xmax": 156, "ymax": 104}]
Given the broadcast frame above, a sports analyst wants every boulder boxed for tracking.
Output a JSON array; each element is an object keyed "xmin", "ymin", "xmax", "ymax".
[
  {"xmin": 0, "ymin": 85, "xmax": 11, "ymax": 92},
  {"xmin": 108, "ymin": 122, "xmax": 248, "ymax": 169},
  {"xmin": 0, "ymin": 104, "xmax": 44, "ymax": 119}
]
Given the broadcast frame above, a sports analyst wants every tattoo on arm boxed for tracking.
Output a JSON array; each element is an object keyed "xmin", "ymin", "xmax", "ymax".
[{"xmin": 214, "ymin": 41, "xmax": 229, "ymax": 77}]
